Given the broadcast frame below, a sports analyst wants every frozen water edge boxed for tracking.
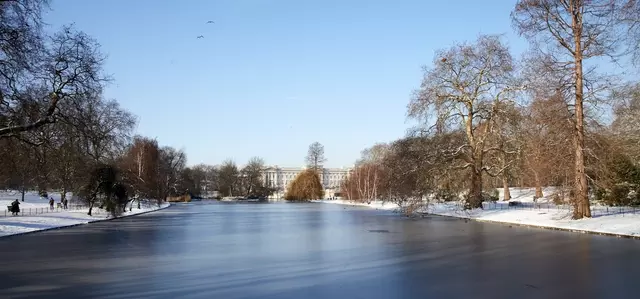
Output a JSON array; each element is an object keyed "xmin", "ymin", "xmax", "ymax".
[
  {"xmin": 315, "ymin": 198, "xmax": 640, "ymax": 238},
  {"xmin": 0, "ymin": 201, "xmax": 170, "ymax": 237}
]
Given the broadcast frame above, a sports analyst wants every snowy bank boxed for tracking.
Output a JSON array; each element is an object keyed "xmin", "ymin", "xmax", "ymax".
[
  {"xmin": 423, "ymin": 202, "xmax": 640, "ymax": 238},
  {"xmin": 316, "ymin": 191, "xmax": 640, "ymax": 238},
  {"xmin": 0, "ymin": 197, "xmax": 170, "ymax": 237}
]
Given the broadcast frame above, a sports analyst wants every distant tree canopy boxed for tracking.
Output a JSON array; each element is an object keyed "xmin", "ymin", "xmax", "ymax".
[{"xmin": 285, "ymin": 169, "xmax": 324, "ymax": 201}]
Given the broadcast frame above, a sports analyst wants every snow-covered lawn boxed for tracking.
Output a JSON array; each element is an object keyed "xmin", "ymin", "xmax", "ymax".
[
  {"xmin": 0, "ymin": 190, "xmax": 70, "ymax": 210},
  {"xmin": 317, "ymin": 187, "xmax": 640, "ymax": 238},
  {"xmin": 0, "ymin": 191, "xmax": 170, "ymax": 237}
]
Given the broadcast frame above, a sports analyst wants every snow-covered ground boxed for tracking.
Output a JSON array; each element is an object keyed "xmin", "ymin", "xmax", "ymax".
[
  {"xmin": 317, "ymin": 187, "xmax": 640, "ymax": 238},
  {"xmin": 0, "ymin": 190, "xmax": 73, "ymax": 210},
  {"xmin": 0, "ymin": 190, "xmax": 170, "ymax": 237}
]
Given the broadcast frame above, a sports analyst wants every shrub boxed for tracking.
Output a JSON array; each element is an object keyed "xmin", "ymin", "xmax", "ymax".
[
  {"xmin": 284, "ymin": 169, "xmax": 324, "ymax": 201},
  {"xmin": 83, "ymin": 164, "xmax": 129, "ymax": 217},
  {"xmin": 605, "ymin": 184, "xmax": 632, "ymax": 206},
  {"xmin": 628, "ymin": 186, "xmax": 640, "ymax": 206},
  {"xmin": 593, "ymin": 187, "xmax": 607, "ymax": 202},
  {"xmin": 552, "ymin": 193, "xmax": 564, "ymax": 205},
  {"xmin": 595, "ymin": 183, "xmax": 640, "ymax": 206},
  {"xmin": 482, "ymin": 192, "xmax": 499, "ymax": 202},
  {"xmin": 629, "ymin": 188, "xmax": 640, "ymax": 206},
  {"xmin": 594, "ymin": 152, "xmax": 640, "ymax": 206},
  {"xmin": 491, "ymin": 188, "xmax": 500, "ymax": 198},
  {"xmin": 434, "ymin": 189, "xmax": 458, "ymax": 202},
  {"xmin": 401, "ymin": 199, "xmax": 427, "ymax": 217}
]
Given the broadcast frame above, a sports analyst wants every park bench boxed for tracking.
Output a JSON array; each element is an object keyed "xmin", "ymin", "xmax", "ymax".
[{"xmin": 7, "ymin": 205, "xmax": 19, "ymax": 216}]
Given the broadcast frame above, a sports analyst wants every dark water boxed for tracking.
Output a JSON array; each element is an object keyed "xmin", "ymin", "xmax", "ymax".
[{"xmin": 0, "ymin": 202, "xmax": 638, "ymax": 299}]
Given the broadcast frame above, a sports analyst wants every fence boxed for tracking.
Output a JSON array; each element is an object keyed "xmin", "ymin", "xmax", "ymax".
[
  {"xmin": 2, "ymin": 199, "xmax": 160, "ymax": 218},
  {"xmin": 476, "ymin": 201, "xmax": 640, "ymax": 217},
  {"xmin": 2, "ymin": 204, "xmax": 105, "ymax": 217}
]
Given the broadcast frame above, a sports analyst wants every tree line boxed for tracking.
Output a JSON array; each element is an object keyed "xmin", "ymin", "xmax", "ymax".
[
  {"xmin": 0, "ymin": 1, "xmax": 276, "ymax": 214},
  {"xmin": 342, "ymin": 0, "xmax": 640, "ymax": 219},
  {"xmin": 0, "ymin": 1, "xmax": 189, "ymax": 215}
]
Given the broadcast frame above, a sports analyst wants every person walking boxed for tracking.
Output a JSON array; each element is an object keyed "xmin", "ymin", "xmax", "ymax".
[{"xmin": 49, "ymin": 197, "xmax": 54, "ymax": 210}]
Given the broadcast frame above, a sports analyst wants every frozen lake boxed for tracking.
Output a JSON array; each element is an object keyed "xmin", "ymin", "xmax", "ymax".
[{"xmin": 0, "ymin": 202, "xmax": 638, "ymax": 299}]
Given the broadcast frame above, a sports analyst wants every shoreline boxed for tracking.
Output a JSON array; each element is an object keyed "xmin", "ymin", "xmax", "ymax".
[
  {"xmin": 317, "ymin": 200, "xmax": 640, "ymax": 240},
  {"xmin": 0, "ymin": 202, "xmax": 171, "ymax": 239}
]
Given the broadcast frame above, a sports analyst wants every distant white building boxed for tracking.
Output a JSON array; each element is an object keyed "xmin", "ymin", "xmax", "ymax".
[{"xmin": 262, "ymin": 166, "xmax": 352, "ymax": 199}]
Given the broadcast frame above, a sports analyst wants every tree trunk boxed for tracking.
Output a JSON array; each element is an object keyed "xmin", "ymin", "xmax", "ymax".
[
  {"xmin": 572, "ymin": 9, "xmax": 591, "ymax": 219},
  {"xmin": 466, "ymin": 167, "xmax": 483, "ymax": 209},
  {"xmin": 502, "ymin": 174, "xmax": 511, "ymax": 201},
  {"xmin": 61, "ymin": 187, "xmax": 67, "ymax": 202},
  {"xmin": 573, "ymin": 114, "xmax": 590, "ymax": 218},
  {"xmin": 21, "ymin": 185, "xmax": 25, "ymax": 202},
  {"xmin": 365, "ymin": 166, "xmax": 371, "ymax": 203},
  {"xmin": 88, "ymin": 201, "xmax": 93, "ymax": 216},
  {"xmin": 534, "ymin": 171, "xmax": 543, "ymax": 198},
  {"xmin": 373, "ymin": 170, "xmax": 378, "ymax": 201}
]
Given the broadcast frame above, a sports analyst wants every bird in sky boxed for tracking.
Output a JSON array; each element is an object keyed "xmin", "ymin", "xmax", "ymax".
[
  {"xmin": 197, "ymin": 35, "xmax": 204, "ymax": 39},
  {"xmin": 207, "ymin": 20, "xmax": 215, "ymax": 24}
]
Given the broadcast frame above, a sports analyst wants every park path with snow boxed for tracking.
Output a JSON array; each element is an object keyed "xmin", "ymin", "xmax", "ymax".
[{"xmin": 317, "ymin": 187, "xmax": 640, "ymax": 238}]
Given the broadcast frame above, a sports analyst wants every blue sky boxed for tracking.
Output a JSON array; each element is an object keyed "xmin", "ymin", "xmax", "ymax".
[{"xmin": 44, "ymin": 0, "xmax": 527, "ymax": 167}]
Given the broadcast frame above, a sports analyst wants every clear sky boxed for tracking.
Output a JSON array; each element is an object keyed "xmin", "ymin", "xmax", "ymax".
[{"xmin": 43, "ymin": 0, "xmax": 527, "ymax": 168}]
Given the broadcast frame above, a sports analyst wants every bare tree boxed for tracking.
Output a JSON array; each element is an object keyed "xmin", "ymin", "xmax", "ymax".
[
  {"xmin": 618, "ymin": 0, "xmax": 640, "ymax": 64},
  {"xmin": 306, "ymin": 142, "xmax": 326, "ymax": 171},
  {"xmin": 242, "ymin": 157, "xmax": 265, "ymax": 197},
  {"xmin": 379, "ymin": 136, "xmax": 452, "ymax": 214},
  {"xmin": 1, "ymin": 24, "xmax": 108, "ymax": 139},
  {"xmin": 80, "ymin": 163, "xmax": 128, "ymax": 216},
  {"xmin": 484, "ymin": 102, "xmax": 523, "ymax": 201},
  {"xmin": 0, "ymin": 0, "xmax": 47, "ymax": 137},
  {"xmin": 342, "ymin": 143, "xmax": 390, "ymax": 202},
  {"xmin": 176, "ymin": 167, "xmax": 199, "ymax": 196},
  {"xmin": 63, "ymin": 96, "xmax": 136, "ymax": 163},
  {"xmin": 518, "ymin": 90, "xmax": 575, "ymax": 199},
  {"xmin": 0, "ymin": 138, "xmax": 37, "ymax": 201},
  {"xmin": 119, "ymin": 136, "xmax": 161, "ymax": 209},
  {"xmin": 610, "ymin": 82, "xmax": 640, "ymax": 161},
  {"xmin": 511, "ymin": 0, "xmax": 633, "ymax": 218},
  {"xmin": 408, "ymin": 35, "xmax": 520, "ymax": 209},
  {"xmin": 342, "ymin": 163, "xmax": 385, "ymax": 203},
  {"xmin": 192, "ymin": 164, "xmax": 217, "ymax": 197},
  {"xmin": 218, "ymin": 159, "xmax": 239, "ymax": 197},
  {"xmin": 157, "ymin": 146, "xmax": 186, "ymax": 202}
]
